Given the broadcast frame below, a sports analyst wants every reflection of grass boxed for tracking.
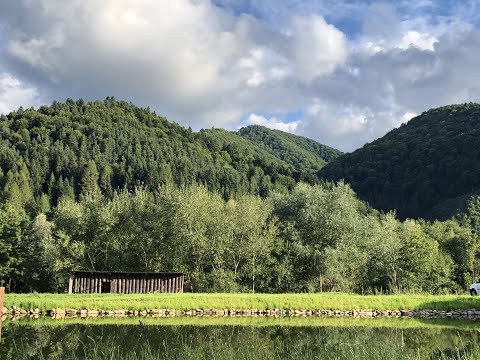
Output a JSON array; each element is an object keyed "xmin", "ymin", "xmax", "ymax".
[
  {"xmin": 4, "ymin": 317, "xmax": 480, "ymax": 360},
  {"xmin": 4, "ymin": 314, "xmax": 480, "ymax": 331},
  {"xmin": 5, "ymin": 292, "xmax": 480, "ymax": 312},
  {"xmin": 11, "ymin": 337, "xmax": 480, "ymax": 360}
]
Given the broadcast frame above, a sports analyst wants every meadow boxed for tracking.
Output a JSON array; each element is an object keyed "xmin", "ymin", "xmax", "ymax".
[{"xmin": 5, "ymin": 292, "xmax": 480, "ymax": 312}]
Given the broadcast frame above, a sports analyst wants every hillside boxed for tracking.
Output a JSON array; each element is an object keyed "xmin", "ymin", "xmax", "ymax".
[
  {"xmin": 319, "ymin": 103, "xmax": 480, "ymax": 219},
  {"xmin": 0, "ymin": 97, "xmax": 340, "ymax": 208},
  {"xmin": 237, "ymin": 125, "xmax": 342, "ymax": 172}
]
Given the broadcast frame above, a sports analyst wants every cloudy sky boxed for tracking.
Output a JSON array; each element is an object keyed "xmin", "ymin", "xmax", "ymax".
[{"xmin": 1, "ymin": 0, "xmax": 480, "ymax": 151}]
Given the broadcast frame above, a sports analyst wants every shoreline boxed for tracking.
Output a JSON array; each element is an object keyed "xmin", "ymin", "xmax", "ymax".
[
  {"xmin": 5, "ymin": 307, "xmax": 480, "ymax": 321},
  {"xmin": 4, "ymin": 292, "xmax": 480, "ymax": 321}
]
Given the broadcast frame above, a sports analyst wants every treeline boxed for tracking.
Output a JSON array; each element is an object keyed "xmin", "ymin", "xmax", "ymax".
[
  {"xmin": 320, "ymin": 103, "xmax": 480, "ymax": 220},
  {"xmin": 2, "ymin": 181, "xmax": 479, "ymax": 294},
  {"xmin": 0, "ymin": 98, "xmax": 339, "ymax": 210}
]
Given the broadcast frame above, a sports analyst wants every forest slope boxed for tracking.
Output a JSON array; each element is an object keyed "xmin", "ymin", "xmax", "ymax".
[
  {"xmin": 237, "ymin": 125, "xmax": 341, "ymax": 172},
  {"xmin": 319, "ymin": 103, "xmax": 480, "ymax": 219}
]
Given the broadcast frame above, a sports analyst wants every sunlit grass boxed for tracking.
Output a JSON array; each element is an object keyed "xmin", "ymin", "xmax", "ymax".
[{"xmin": 5, "ymin": 292, "xmax": 480, "ymax": 312}]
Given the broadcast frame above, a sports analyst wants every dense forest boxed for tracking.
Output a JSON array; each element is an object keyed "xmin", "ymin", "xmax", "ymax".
[
  {"xmin": 0, "ymin": 97, "xmax": 340, "ymax": 210},
  {"xmin": 1, "ymin": 99, "xmax": 480, "ymax": 294},
  {"xmin": 320, "ymin": 103, "xmax": 480, "ymax": 220}
]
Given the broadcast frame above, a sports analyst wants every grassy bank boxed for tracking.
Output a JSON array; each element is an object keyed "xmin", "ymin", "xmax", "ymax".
[{"xmin": 5, "ymin": 293, "xmax": 480, "ymax": 312}]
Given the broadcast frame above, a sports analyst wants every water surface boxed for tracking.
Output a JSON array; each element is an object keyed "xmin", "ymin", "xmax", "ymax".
[{"xmin": 1, "ymin": 317, "xmax": 479, "ymax": 359}]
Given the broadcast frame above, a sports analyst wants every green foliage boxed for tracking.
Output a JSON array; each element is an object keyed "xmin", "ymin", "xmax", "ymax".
[
  {"xmin": 319, "ymin": 103, "xmax": 480, "ymax": 220},
  {"xmin": 0, "ymin": 203, "xmax": 35, "ymax": 291},
  {"xmin": 1, "ymin": 180, "xmax": 475, "ymax": 294}
]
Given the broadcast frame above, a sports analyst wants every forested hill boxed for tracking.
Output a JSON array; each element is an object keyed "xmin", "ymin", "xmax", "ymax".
[
  {"xmin": 237, "ymin": 125, "xmax": 341, "ymax": 171},
  {"xmin": 0, "ymin": 97, "xmax": 340, "ymax": 208},
  {"xmin": 319, "ymin": 103, "xmax": 480, "ymax": 220}
]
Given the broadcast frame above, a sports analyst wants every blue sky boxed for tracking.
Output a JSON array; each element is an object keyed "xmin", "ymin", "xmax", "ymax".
[{"xmin": 1, "ymin": 0, "xmax": 480, "ymax": 151}]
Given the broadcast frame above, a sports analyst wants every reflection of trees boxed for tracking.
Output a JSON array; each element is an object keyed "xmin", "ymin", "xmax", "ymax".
[{"xmin": 1, "ymin": 324, "xmax": 479, "ymax": 359}]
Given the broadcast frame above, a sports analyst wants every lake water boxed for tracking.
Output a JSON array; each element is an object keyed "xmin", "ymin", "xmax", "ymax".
[{"xmin": 1, "ymin": 317, "xmax": 479, "ymax": 359}]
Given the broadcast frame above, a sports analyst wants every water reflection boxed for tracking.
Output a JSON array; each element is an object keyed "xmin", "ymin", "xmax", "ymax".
[{"xmin": 1, "ymin": 318, "xmax": 480, "ymax": 359}]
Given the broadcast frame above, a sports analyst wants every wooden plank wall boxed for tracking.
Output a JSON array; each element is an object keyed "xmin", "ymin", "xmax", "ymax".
[{"xmin": 71, "ymin": 273, "xmax": 184, "ymax": 294}]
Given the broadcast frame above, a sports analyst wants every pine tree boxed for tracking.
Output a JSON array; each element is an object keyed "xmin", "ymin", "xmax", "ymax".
[{"xmin": 80, "ymin": 160, "xmax": 100, "ymax": 196}]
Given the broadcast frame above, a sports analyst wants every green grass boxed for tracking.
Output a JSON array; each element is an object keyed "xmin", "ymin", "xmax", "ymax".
[{"xmin": 4, "ymin": 292, "xmax": 480, "ymax": 312}]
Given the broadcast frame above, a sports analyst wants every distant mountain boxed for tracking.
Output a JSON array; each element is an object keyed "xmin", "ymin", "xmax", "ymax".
[
  {"xmin": 319, "ymin": 103, "xmax": 480, "ymax": 220},
  {"xmin": 0, "ymin": 97, "xmax": 341, "ymax": 207}
]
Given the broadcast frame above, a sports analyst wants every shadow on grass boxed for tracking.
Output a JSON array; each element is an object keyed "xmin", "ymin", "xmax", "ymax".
[{"xmin": 418, "ymin": 296, "xmax": 480, "ymax": 311}]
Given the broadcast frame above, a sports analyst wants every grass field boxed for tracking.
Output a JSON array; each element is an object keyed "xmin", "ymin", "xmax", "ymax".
[{"xmin": 4, "ymin": 292, "xmax": 480, "ymax": 312}]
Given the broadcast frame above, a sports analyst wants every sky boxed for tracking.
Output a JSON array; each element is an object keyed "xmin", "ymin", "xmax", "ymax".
[{"xmin": 1, "ymin": 0, "xmax": 480, "ymax": 151}]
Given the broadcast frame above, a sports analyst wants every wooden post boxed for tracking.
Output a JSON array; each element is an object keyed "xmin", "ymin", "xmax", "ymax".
[
  {"xmin": 0, "ymin": 287, "xmax": 4, "ymax": 341},
  {"xmin": 68, "ymin": 273, "xmax": 74, "ymax": 294},
  {"xmin": 95, "ymin": 274, "xmax": 100, "ymax": 293},
  {"xmin": 0, "ymin": 287, "xmax": 4, "ymax": 315}
]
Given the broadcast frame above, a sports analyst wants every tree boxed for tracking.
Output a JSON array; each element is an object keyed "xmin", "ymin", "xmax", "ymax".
[
  {"xmin": 0, "ymin": 203, "xmax": 30, "ymax": 291},
  {"xmin": 80, "ymin": 160, "xmax": 100, "ymax": 196}
]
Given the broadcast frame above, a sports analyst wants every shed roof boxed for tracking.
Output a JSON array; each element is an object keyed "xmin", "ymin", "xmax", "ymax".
[{"xmin": 72, "ymin": 270, "xmax": 185, "ymax": 276}]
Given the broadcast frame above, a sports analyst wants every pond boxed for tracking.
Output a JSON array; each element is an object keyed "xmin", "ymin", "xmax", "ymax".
[{"xmin": 1, "ymin": 317, "xmax": 479, "ymax": 359}]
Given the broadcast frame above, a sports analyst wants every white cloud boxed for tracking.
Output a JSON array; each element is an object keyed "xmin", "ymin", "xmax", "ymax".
[
  {"xmin": 307, "ymin": 101, "xmax": 369, "ymax": 135},
  {"xmin": 237, "ymin": 48, "xmax": 291, "ymax": 87},
  {"xmin": 245, "ymin": 113, "xmax": 300, "ymax": 133},
  {"xmin": 289, "ymin": 15, "xmax": 348, "ymax": 81},
  {"xmin": 400, "ymin": 111, "xmax": 417, "ymax": 124},
  {"xmin": 0, "ymin": 73, "xmax": 40, "ymax": 115},
  {"xmin": 397, "ymin": 31, "xmax": 437, "ymax": 51}
]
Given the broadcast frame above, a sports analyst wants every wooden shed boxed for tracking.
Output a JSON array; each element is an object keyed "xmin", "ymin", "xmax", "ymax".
[{"xmin": 68, "ymin": 271, "xmax": 185, "ymax": 294}]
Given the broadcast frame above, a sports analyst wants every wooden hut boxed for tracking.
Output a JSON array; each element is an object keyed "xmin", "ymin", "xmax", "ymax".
[{"xmin": 68, "ymin": 271, "xmax": 185, "ymax": 294}]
